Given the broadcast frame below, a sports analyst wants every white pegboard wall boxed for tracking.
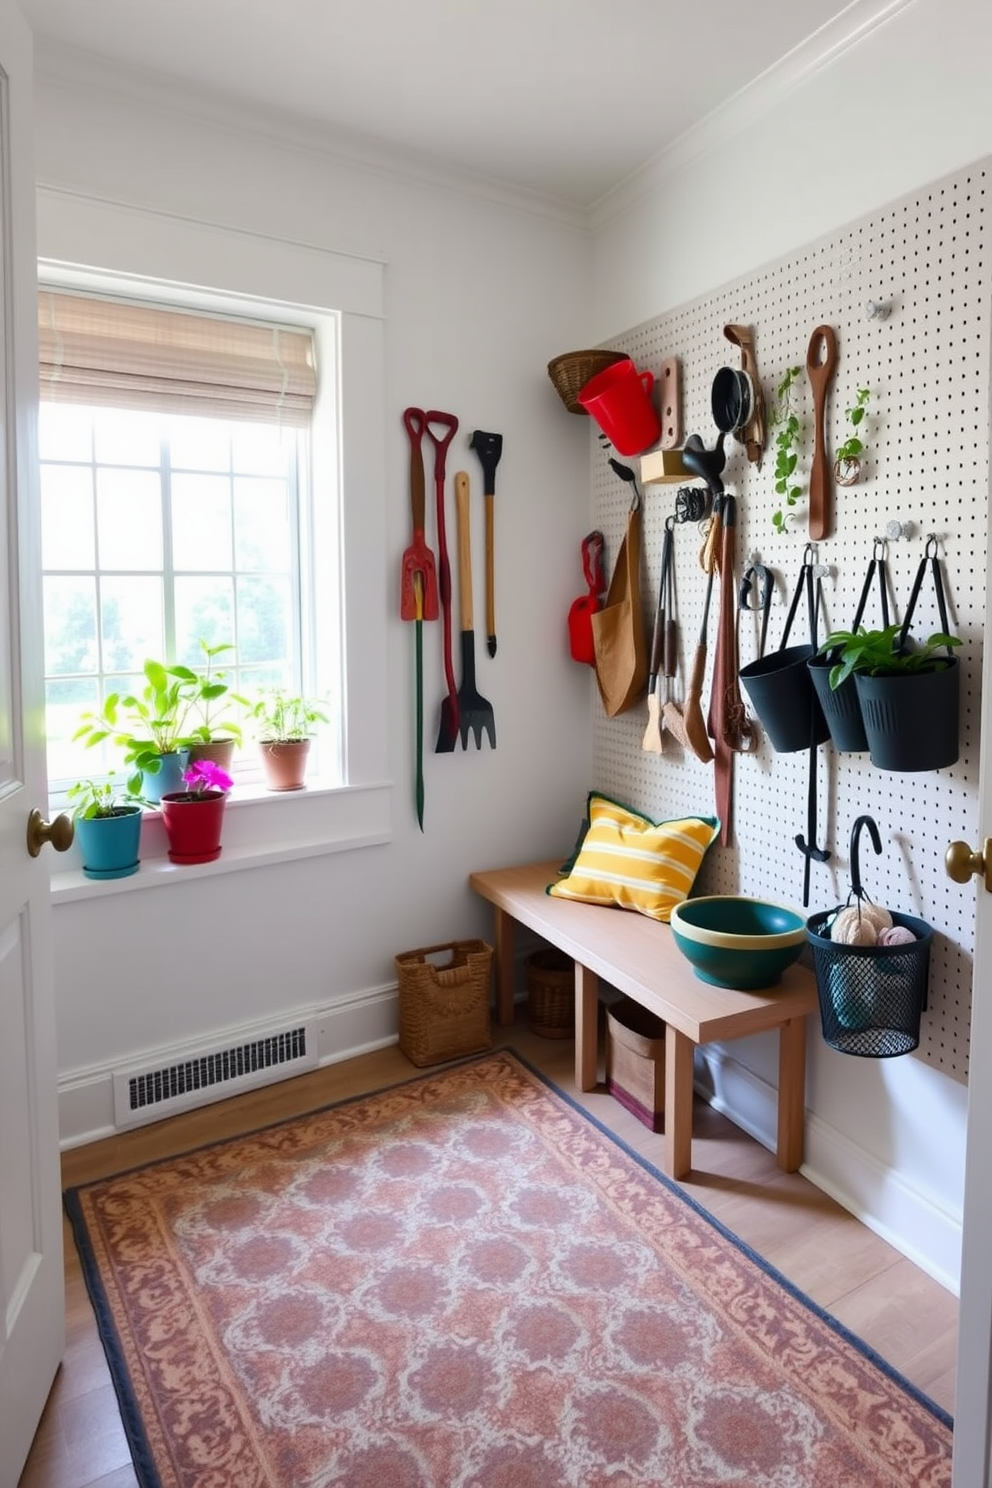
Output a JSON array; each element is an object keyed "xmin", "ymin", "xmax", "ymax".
[{"xmin": 590, "ymin": 158, "xmax": 990, "ymax": 1083}]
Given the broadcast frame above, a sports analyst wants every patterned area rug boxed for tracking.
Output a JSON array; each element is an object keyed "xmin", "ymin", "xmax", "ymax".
[{"xmin": 66, "ymin": 1050, "xmax": 953, "ymax": 1487}]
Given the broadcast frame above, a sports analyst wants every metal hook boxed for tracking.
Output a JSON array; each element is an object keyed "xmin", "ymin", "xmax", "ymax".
[
  {"xmin": 924, "ymin": 533, "xmax": 940, "ymax": 559},
  {"xmin": 802, "ymin": 542, "xmax": 817, "ymax": 568},
  {"xmin": 872, "ymin": 536, "xmax": 887, "ymax": 561},
  {"xmin": 850, "ymin": 814, "xmax": 883, "ymax": 901}
]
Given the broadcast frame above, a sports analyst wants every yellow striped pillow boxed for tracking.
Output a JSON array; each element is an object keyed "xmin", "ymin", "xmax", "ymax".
[{"xmin": 548, "ymin": 793, "xmax": 719, "ymax": 922}]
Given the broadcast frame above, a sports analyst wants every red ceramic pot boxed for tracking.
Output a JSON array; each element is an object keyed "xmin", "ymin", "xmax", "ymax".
[{"xmin": 159, "ymin": 789, "xmax": 228, "ymax": 864}]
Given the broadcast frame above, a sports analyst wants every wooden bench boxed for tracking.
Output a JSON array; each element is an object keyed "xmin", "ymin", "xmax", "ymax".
[{"xmin": 469, "ymin": 861, "xmax": 819, "ymax": 1180}]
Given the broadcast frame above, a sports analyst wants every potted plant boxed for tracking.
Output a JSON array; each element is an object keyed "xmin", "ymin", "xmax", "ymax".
[
  {"xmin": 817, "ymin": 622, "xmax": 962, "ymax": 770},
  {"xmin": 159, "ymin": 759, "xmax": 234, "ymax": 864},
  {"xmin": 66, "ymin": 775, "xmax": 146, "ymax": 880},
  {"xmin": 181, "ymin": 640, "xmax": 247, "ymax": 773},
  {"xmin": 250, "ymin": 688, "xmax": 329, "ymax": 791},
  {"xmin": 74, "ymin": 658, "xmax": 199, "ymax": 802}
]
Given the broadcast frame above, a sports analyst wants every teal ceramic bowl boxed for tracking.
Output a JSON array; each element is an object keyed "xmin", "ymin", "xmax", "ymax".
[{"xmin": 669, "ymin": 896, "xmax": 807, "ymax": 989}]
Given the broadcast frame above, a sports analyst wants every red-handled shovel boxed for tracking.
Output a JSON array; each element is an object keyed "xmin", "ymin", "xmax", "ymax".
[{"xmin": 401, "ymin": 409, "xmax": 440, "ymax": 829}]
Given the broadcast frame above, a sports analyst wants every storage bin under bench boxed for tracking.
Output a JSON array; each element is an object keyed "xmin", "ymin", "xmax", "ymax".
[{"xmin": 468, "ymin": 861, "xmax": 819, "ymax": 1180}]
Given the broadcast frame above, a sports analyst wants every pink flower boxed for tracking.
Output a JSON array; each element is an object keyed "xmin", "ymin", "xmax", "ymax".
[{"xmin": 183, "ymin": 760, "xmax": 234, "ymax": 796}]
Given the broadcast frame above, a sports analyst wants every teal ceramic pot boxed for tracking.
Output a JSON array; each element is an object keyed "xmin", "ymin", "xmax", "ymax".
[
  {"xmin": 141, "ymin": 748, "xmax": 189, "ymax": 803},
  {"xmin": 75, "ymin": 807, "xmax": 142, "ymax": 880},
  {"xmin": 669, "ymin": 896, "xmax": 807, "ymax": 989}
]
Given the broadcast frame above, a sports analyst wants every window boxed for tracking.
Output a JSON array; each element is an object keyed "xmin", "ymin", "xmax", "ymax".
[{"xmin": 38, "ymin": 288, "xmax": 335, "ymax": 793}]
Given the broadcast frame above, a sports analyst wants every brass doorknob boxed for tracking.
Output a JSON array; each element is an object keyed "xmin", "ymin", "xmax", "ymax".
[
  {"xmin": 945, "ymin": 838, "xmax": 992, "ymax": 892},
  {"xmin": 26, "ymin": 808, "xmax": 74, "ymax": 858}
]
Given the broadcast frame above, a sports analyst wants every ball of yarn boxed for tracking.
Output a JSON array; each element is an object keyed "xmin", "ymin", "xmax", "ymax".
[
  {"xmin": 878, "ymin": 924, "xmax": 916, "ymax": 946},
  {"xmin": 830, "ymin": 906, "xmax": 878, "ymax": 946},
  {"xmin": 859, "ymin": 901, "xmax": 893, "ymax": 933}
]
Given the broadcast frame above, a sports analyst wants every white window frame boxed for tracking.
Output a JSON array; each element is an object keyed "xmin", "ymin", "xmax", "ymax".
[{"xmin": 37, "ymin": 190, "xmax": 391, "ymax": 897}]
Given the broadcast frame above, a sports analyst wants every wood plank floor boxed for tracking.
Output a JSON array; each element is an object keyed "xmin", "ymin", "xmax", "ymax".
[{"xmin": 20, "ymin": 1013, "xmax": 959, "ymax": 1487}]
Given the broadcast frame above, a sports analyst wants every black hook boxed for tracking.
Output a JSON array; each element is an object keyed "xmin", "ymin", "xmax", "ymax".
[{"xmin": 850, "ymin": 814, "xmax": 882, "ymax": 900}]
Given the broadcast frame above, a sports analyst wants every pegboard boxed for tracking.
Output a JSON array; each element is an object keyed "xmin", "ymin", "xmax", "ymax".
[{"xmin": 590, "ymin": 158, "xmax": 990, "ymax": 1083}]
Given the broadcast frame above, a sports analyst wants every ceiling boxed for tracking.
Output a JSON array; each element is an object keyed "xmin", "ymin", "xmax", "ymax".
[{"xmin": 21, "ymin": 0, "xmax": 891, "ymax": 210}]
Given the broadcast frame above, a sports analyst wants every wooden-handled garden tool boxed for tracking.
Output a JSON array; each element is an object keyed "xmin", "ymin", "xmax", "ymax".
[
  {"xmin": 454, "ymin": 471, "xmax": 496, "ymax": 749},
  {"xmin": 469, "ymin": 430, "xmax": 503, "ymax": 657},
  {"xmin": 401, "ymin": 409, "xmax": 440, "ymax": 829},
  {"xmin": 806, "ymin": 324, "xmax": 838, "ymax": 541},
  {"xmin": 425, "ymin": 410, "xmax": 461, "ymax": 752}
]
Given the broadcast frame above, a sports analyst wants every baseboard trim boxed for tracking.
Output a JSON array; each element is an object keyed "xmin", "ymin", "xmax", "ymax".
[
  {"xmin": 58, "ymin": 983, "xmax": 399, "ymax": 1149},
  {"xmin": 694, "ymin": 1044, "xmax": 961, "ymax": 1295}
]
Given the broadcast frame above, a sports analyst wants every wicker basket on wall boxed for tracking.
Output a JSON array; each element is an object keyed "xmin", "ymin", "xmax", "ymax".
[
  {"xmin": 547, "ymin": 349, "xmax": 627, "ymax": 415},
  {"xmin": 526, "ymin": 948, "xmax": 575, "ymax": 1039},
  {"xmin": 395, "ymin": 939, "xmax": 493, "ymax": 1067}
]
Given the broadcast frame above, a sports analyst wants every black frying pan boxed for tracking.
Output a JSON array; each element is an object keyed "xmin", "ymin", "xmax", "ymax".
[{"xmin": 711, "ymin": 366, "xmax": 754, "ymax": 435}]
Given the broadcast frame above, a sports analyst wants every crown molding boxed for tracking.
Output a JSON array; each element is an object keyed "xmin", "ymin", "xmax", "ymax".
[
  {"xmin": 33, "ymin": 38, "xmax": 589, "ymax": 233},
  {"xmin": 589, "ymin": 0, "xmax": 917, "ymax": 230}
]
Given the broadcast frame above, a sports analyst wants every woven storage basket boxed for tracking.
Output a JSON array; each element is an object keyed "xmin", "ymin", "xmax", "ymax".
[
  {"xmin": 395, "ymin": 939, "xmax": 493, "ymax": 1068},
  {"xmin": 526, "ymin": 948, "xmax": 574, "ymax": 1039},
  {"xmin": 547, "ymin": 349, "xmax": 627, "ymax": 415}
]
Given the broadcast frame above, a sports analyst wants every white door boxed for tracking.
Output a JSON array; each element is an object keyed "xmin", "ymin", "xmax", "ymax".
[
  {"xmin": 0, "ymin": 3, "xmax": 68, "ymax": 1484},
  {"xmin": 948, "ymin": 445, "xmax": 992, "ymax": 1475}
]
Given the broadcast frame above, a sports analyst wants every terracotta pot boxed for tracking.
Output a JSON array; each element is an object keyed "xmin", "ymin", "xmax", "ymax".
[
  {"xmin": 159, "ymin": 789, "xmax": 228, "ymax": 863},
  {"xmin": 185, "ymin": 738, "xmax": 236, "ymax": 773},
  {"xmin": 259, "ymin": 739, "xmax": 310, "ymax": 791}
]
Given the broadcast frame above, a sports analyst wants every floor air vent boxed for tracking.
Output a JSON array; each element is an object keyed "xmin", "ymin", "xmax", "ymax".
[{"xmin": 113, "ymin": 1022, "xmax": 318, "ymax": 1128}]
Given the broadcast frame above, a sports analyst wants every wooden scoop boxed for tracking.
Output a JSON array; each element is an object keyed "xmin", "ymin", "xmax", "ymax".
[{"xmin": 806, "ymin": 325, "xmax": 838, "ymax": 541}]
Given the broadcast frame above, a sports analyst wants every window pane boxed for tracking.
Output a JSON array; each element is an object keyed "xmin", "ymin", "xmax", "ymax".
[
  {"xmin": 170, "ymin": 415, "xmax": 231, "ymax": 472},
  {"xmin": 232, "ymin": 422, "xmax": 292, "ymax": 477},
  {"xmin": 47, "ymin": 676, "xmax": 102, "ymax": 779},
  {"xmin": 93, "ymin": 407, "xmax": 161, "ymax": 466},
  {"xmin": 39, "ymin": 402, "xmax": 92, "ymax": 462},
  {"xmin": 237, "ymin": 575, "xmax": 292, "ymax": 663},
  {"xmin": 43, "ymin": 576, "xmax": 97, "ymax": 676},
  {"xmin": 41, "ymin": 464, "xmax": 95, "ymax": 570},
  {"xmin": 234, "ymin": 476, "xmax": 292, "ymax": 572},
  {"xmin": 172, "ymin": 473, "xmax": 233, "ymax": 571},
  {"xmin": 100, "ymin": 576, "xmax": 164, "ymax": 673},
  {"xmin": 174, "ymin": 577, "xmax": 235, "ymax": 664},
  {"xmin": 97, "ymin": 469, "xmax": 163, "ymax": 570}
]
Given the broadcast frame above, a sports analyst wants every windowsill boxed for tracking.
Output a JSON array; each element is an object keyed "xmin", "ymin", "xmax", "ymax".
[{"xmin": 49, "ymin": 778, "xmax": 393, "ymax": 902}]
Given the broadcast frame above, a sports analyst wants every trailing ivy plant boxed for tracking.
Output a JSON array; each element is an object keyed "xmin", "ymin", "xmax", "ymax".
[
  {"xmin": 770, "ymin": 365, "xmax": 803, "ymax": 533},
  {"xmin": 834, "ymin": 387, "xmax": 871, "ymax": 484}
]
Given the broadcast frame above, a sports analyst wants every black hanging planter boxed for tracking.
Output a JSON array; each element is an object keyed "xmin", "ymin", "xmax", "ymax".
[
  {"xmin": 739, "ymin": 548, "xmax": 829, "ymax": 755},
  {"xmin": 806, "ymin": 816, "xmax": 933, "ymax": 1058},
  {"xmin": 854, "ymin": 658, "xmax": 959, "ymax": 771},
  {"xmin": 807, "ymin": 652, "xmax": 868, "ymax": 752}
]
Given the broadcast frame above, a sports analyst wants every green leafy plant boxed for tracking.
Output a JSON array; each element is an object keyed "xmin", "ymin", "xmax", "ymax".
[
  {"xmin": 73, "ymin": 658, "xmax": 201, "ymax": 792},
  {"xmin": 770, "ymin": 365, "xmax": 803, "ymax": 533},
  {"xmin": 820, "ymin": 623, "xmax": 961, "ymax": 689},
  {"xmin": 66, "ymin": 774, "xmax": 147, "ymax": 821},
  {"xmin": 250, "ymin": 688, "xmax": 329, "ymax": 742},
  {"xmin": 835, "ymin": 387, "xmax": 870, "ymax": 462},
  {"xmin": 181, "ymin": 640, "xmax": 248, "ymax": 746}
]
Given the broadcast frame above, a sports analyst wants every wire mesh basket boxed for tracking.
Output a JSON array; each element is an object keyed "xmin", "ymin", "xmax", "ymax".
[
  {"xmin": 806, "ymin": 812, "xmax": 933, "ymax": 1058},
  {"xmin": 806, "ymin": 908, "xmax": 932, "ymax": 1058}
]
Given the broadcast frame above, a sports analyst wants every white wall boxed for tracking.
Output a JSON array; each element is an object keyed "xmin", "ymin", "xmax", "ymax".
[
  {"xmin": 35, "ymin": 54, "xmax": 596, "ymax": 1138},
  {"xmin": 589, "ymin": 0, "xmax": 992, "ymax": 1289}
]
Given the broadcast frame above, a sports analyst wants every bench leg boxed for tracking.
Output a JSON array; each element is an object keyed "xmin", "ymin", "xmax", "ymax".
[
  {"xmin": 575, "ymin": 963, "xmax": 599, "ymax": 1092},
  {"xmin": 776, "ymin": 1015, "xmax": 808, "ymax": 1172},
  {"xmin": 493, "ymin": 907, "xmax": 516, "ymax": 1026},
  {"xmin": 665, "ymin": 1029, "xmax": 695, "ymax": 1180}
]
